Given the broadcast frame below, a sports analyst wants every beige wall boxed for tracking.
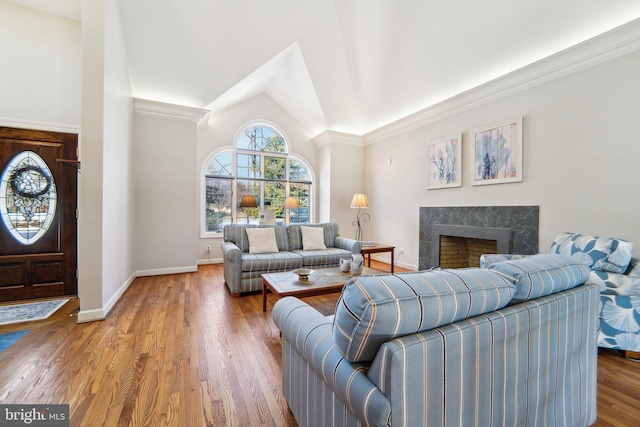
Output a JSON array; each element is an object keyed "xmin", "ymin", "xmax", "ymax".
[
  {"xmin": 0, "ymin": 2, "xmax": 80, "ymax": 130},
  {"xmin": 363, "ymin": 49, "xmax": 640, "ymax": 270}
]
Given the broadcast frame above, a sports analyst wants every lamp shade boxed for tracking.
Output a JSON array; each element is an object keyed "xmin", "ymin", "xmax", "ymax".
[
  {"xmin": 284, "ymin": 196, "xmax": 299, "ymax": 209},
  {"xmin": 350, "ymin": 193, "xmax": 369, "ymax": 208},
  {"xmin": 239, "ymin": 194, "xmax": 257, "ymax": 208}
]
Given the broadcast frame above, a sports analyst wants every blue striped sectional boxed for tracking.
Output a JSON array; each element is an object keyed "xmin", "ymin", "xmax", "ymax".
[
  {"xmin": 482, "ymin": 232, "xmax": 640, "ymax": 354},
  {"xmin": 221, "ymin": 222, "xmax": 361, "ymax": 296},
  {"xmin": 273, "ymin": 254, "xmax": 599, "ymax": 426}
]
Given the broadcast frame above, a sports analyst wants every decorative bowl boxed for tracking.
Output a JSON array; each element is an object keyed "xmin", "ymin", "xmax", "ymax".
[{"xmin": 293, "ymin": 268, "xmax": 314, "ymax": 281}]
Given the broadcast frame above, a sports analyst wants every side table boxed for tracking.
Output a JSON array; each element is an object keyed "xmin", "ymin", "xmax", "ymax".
[{"xmin": 361, "ymin": 244, "xmax": 395, "ymax": 273}]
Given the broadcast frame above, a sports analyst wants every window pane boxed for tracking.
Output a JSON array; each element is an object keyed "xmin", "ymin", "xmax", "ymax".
[
  {"xmin": 205, "ymin": 177, "xmax": 232, "ymax": 232},
  {"xmin": 289, "ymin": 158, "xmax": 310, "ymax": 182},
  {"xmin": 237, "ymin": 125, "xmax": 285, "ymax": 153},
  {"xmin": 264, "ymin": 156, "xmax": 286, "ymax": 180},
  {"xmin": 0, "ymin": 151, "xmax": 57, "ymax": 244},
  {"xmin": 289, "ymin": 183, "xmax": 310, "ymax": 224},
  {"xmin": 264, "ymin": 181, "xmax": 285, "ymax": 223},
  {"xmin": 237, "ymin": 179, "xmax": 260, "ymax": 224},
  {"xmin": 236, "ymin": 153, "xmax": 261, "ymax": 179},
  {"xmin": 206, "ymin": 152, "xmax": 233, "ymax": 176}
]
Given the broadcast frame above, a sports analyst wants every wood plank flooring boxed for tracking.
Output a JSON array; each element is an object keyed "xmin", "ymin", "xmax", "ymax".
[{"xmin": 0, "ymin": 262, "xmax": 638, "ymax": 426}]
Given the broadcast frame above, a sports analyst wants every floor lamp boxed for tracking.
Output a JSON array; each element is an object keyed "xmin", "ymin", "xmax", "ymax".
[
  {"xmin": 239, "ymin": 194, "xmax": 257, "ymax": 223},
  {"xmin": 350, "ymin": 193, "xmax": 370, "ymax": 241}
]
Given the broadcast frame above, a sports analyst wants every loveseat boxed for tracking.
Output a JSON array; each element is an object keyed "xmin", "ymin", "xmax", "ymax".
[
  {"xmin": 273, "ymin": 253, "xmax": 599, "ymax": 426},
  {"xmin": 481, "ymin": 232, "xmax": 640, "ymax": 356},
  {"xmin": 221, "ymin": 222, "xmax": 361, "ymax": 296}
]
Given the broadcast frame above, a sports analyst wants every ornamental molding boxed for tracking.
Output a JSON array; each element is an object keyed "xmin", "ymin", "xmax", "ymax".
[
  {"xmin": 134, "ymin": 98, "xmax": 210, "ymax": 123},
  {"xmin": 364, "ymin": 18, "xmax": 640, "ymax": 145},
  {"xmin": 311, "ymin": 130, "xmax": 363, "ymax": 147}
]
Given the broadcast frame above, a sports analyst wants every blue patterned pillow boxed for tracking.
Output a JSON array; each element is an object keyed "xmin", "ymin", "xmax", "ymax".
[
  {"xmin": 332, "ymin": 269, "xmax": 515, "ymax": 363},
  {"xmin": 550, "ymin": 232, "xmax": 633, "ymax": 274},
  {"xmin": 489, "ymin": 253, "xmax": 590, "ymax": 304}
]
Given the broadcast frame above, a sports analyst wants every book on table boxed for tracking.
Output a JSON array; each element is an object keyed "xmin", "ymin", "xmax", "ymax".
[{"xmin": 360, "ymin": 241, "xmax": 375, "ymax": 247}]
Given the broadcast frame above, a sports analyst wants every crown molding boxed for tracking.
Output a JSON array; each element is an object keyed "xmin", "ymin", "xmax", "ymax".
[
  {"xmin": 312, "ymin": 130, "xmax": 363, "ymax": 147},
  {"xmin": 134, "ymin": 98, "xmax": 210, "ymax": 123},
  {"xmin": 0, "ymin": 117, "xmax": 80, "ymax": 134},
  {"xmin": 364, "ymin": 18, "xmax": 640, "ymax": 145}
]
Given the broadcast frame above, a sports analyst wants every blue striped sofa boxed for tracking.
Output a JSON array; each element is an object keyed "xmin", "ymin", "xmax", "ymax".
[
  {"xmin": 273, "ymin": 254, "xmax": 599, "ymax": 426},
  {"xmin": 221, "ymin": 222, "xmax": 361, "ymax": 296}
]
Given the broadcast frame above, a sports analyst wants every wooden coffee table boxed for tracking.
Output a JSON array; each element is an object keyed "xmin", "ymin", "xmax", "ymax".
[{"xmin": 262, "ymin": 266, "xmax": 380, "ymax": 311}]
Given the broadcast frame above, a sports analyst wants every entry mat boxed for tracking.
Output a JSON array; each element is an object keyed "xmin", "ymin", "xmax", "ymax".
[{"xmin": 0, "ymin": 299, "xmax": 69, "ymax": 326}]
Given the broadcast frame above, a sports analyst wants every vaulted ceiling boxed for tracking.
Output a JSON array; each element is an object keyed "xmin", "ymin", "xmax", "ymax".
[{"xmin": 8, "ymin": 0, "xmax": 640, "ymax": 135}]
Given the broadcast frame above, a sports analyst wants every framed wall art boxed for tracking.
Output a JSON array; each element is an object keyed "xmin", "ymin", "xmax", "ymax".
[
  {"xmin": 427, "ymin": 134, "xmax": 462, "ymax": 189},
  {"xmin": 471, "ymin": 116, "xmax": 522, "ymax": 186}
]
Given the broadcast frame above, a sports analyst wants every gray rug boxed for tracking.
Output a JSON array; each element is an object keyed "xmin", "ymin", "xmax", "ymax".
[{"xmin": 0, "ymin": 299, "xmax": 69, "ymax": 326}]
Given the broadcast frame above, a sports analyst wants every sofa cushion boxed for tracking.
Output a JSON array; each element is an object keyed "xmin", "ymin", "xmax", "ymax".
[
  {"xmin": 488, "ymin": 253, "xmax": 590, "ymax": 304},
  {"xmin": 288, "ymin": 222, "xmax": 340, "ymax": 250},
  {"xmin": 292, "ymin": 248, "xmax": 353, "ymax": 267},
  {"xmin": 241, "ymin": 251, "xmax": 303, "ymax": 272},
  {"xmin": 245, "ymin": 227, "xmax": 279, "ymax": 254},
  {"xmin": 223, "ymin": 224, "xmax": 290, "ymax": 252},
  {"xmin": 300, "ymin": 226, "xmax": 327, "ymax": 250},
  {"xmin": 550, "ymin": 232, "xmax": 633, "ymax": 273},
  {"xmin": 333, "ymin": 268, "xmax": 515, "ymax": 363}
]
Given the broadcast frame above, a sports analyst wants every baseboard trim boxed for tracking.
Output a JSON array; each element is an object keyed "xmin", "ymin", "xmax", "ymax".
[
  {"xmin": 197, "ymin": 258, "xmax": 223, "ymax": 265},
  {"xmin": 76, "ymin": 272, "xmax": 137, "ymax": 323},
  {"xmin": 367, "ymin": 253, "xmax": 417, "ymax": 272},
  {"xmin": 136, "ymin": 265, "xmax": 198, "ymax": 277}
]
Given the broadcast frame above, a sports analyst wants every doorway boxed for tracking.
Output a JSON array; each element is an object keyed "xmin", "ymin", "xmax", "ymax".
[{"xmin": 0, "ymin": 127, "xmax": 78, "ymax": 302}]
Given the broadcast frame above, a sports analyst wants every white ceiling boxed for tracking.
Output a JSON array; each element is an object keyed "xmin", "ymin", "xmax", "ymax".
[{"xmin": 9, "ymin": 0, "xmax": 640, "ymax": 135}]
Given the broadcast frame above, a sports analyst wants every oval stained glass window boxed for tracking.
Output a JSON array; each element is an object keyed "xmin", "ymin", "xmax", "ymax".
[{"xmin": 0, "ymin": 151, "xmax": 57, "ymax": 245}]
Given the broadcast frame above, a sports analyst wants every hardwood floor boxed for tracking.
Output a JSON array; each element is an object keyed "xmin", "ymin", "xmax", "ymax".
[{"xmin": 0, "ymin": 262, "xmax": 638, "ymax": 426}]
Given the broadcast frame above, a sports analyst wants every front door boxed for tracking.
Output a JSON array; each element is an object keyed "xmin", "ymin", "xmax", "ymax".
[{"xmin": 0, "ymin": 127, "xmax": 78, "ymax": 302}]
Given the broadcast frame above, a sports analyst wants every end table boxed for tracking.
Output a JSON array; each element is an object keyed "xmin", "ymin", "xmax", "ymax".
[{"xmin": 360, "ymin": 244, "xmax": 395, "ymax": 273}]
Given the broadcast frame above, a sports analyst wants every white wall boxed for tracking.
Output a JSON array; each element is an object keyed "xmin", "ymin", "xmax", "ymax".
[
  {"xmin": 0, "ymin": 2, "xmax": 80, "ymax": 130},
  {"xmin": 312, "ymin": 132, "xmax": 366, "ymax": 240},
  {"xmin": 78, "ymin": 0, "xmax": 136, "ymax": 322},
  {"xmin": 364, "ymin": 49, "xmax": 640, "ymax": 270},
  {"xmin": 78, "ymin": 0, "xmax": 106, "ymax": 318},
  {"xmin": 101, "ymin": 0, "xmax": 135, "ymax": 310},
  {"xmin": 133, "ymin": 106, "xmax": 203, "ymax": 275}
]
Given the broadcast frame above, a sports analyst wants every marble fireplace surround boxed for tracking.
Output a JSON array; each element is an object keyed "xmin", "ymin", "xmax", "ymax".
[{"xmin": 419, "ymin": 206, "xmax": 539, "ymax": 270}]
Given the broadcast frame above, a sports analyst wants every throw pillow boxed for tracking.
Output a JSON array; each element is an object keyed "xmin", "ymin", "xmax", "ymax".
[
  {"xmin": 300, "ymin": 226, "xmax": 327, "ymax": 250},
  {"xmin": 245, "ymin": 227, "xmax": 279, "ymax": 254},
  {"xmin": 488, "ymin": 253, "xmax": 590, "ymax": 304},
  {"xmin": 550, "ymin": 232, "xmax": 634, "ymax": 274}
]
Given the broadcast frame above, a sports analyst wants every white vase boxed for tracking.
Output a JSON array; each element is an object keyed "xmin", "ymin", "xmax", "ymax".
[
  {"xmin": 339, "ymin": 258, "xmax": 351, "ymax": 272},
  {"xmin": 350, "ymin": 253, "xmax": 364, "ymax": 275}
]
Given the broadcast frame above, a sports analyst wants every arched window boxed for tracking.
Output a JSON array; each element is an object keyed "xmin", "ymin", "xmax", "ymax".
[{"xmin": 204, "ymin": 124, "xmax": 312, "ymax": 233}]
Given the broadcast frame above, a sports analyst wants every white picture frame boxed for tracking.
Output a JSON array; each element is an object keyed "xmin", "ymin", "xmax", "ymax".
[
  {"xmin": 470, "ymin": 116, "xmax": 523, "ymax": 186},
  {"xmin": 427, "ymin": 133, "xmax": 462, "ymax": 189}
]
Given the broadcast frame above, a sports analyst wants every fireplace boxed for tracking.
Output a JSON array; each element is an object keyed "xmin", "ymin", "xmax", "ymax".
[
  {"xmin": 431, "ymin": 224, "xmax": 511, "ymax": 268},
  {"xmin": 419, "ymin": 206, "xmax": 539, "ymax": 270}
]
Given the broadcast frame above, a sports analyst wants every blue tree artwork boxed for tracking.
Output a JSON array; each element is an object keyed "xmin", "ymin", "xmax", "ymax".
[{"xmin": 473, "ymin": 118, "xmax": 522, "ymax": 185}]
